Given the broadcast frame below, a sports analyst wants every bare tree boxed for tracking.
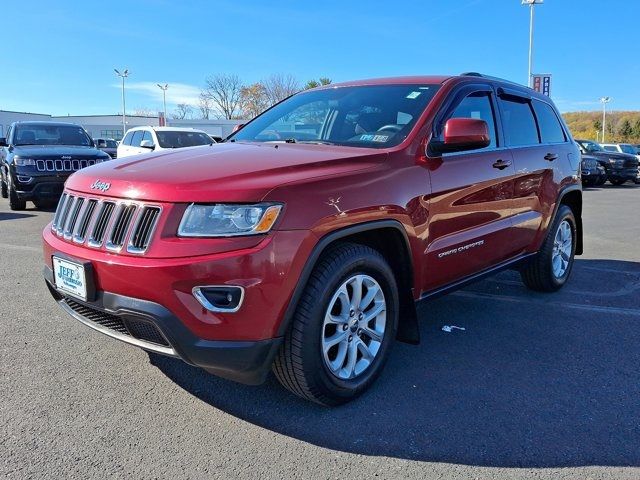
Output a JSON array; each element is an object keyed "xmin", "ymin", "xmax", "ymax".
[
  {"xmin": 132, "ymin": 106, "xmax": 157, "ymax": 116},
  {"xmin": 239, "ymin": 83, "xmax": 269, "ymax": 119},
  {"xmin": 202, "ymin": 73, "xmax": 243, "ymax": 119},
  {"xmin": 198, "ymin": 92, "xmax": 213, "ymax": 120},
  {"xmin": 173, "ymin": 103, "xmax": 193, "ymax": 120},
  {"xmin": 262, "ymin": 74, "xmax": 300, "ymax": 106}
]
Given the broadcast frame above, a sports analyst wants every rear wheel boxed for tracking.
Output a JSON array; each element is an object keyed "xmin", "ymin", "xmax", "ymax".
[
  {"xmin": 610, "ymin": 178, "xmax": 626, "ymax": 186},
  {"xmin": 520, "ymin": 205, "xmax": 576, "ymax": 292},
  {"xmin": 273, "ymin": 242, "xmax": 399, "ymax": 406},
  {"xmin": 595, "ymin": 176, "xmax": 607, "ymax": 186}
]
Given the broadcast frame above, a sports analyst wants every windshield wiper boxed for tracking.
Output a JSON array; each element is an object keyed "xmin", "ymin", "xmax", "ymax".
[{"xmin": 297, "ymin": 140, "xmax": 336, "ymax": 145}]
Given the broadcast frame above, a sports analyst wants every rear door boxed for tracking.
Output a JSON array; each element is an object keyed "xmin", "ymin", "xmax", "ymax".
[
  {"xmin": 499, "ymin": 93, "xmax": 568, "ymax": 252},
  {"xmin": 423, "ymin": 85, "xmax": 517, "ymax": 291}
]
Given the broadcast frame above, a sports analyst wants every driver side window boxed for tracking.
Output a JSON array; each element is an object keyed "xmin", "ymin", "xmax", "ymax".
[{"xmin": 447, "ymin": 92, "xmax": 497, "ymax": 151}]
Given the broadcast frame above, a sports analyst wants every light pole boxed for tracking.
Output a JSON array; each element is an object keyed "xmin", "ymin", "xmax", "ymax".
[
  {"xmin": 522, "ymin": 0, "xmax": 543, "ymax": 87},
  {"xmin": 157, "ymin": 83, "xmax": 168, "ymax": 125},
  {"xmin": 600, "ymin": 96, "xmax": 611, "ymax": 143},
  {"xmin": 114, "ymin": 68, "xmax": 130, "ymax": 138}
]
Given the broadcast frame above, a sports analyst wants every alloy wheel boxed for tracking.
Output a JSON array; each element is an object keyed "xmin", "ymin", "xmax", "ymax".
[{"xmin": 321, "ymin": 274, "xmax": 387, "ymax": 380}]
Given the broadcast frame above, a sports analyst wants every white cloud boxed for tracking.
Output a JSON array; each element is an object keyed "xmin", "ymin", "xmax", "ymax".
[{"xmin": 112, "ymin": 81, "xmax": 202, "ymax": 106}]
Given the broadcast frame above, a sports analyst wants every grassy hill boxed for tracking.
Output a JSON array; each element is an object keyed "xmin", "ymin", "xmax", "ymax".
[{"xmin": 562, "ymin": 111, "xmax": 640, "ymax": 143}]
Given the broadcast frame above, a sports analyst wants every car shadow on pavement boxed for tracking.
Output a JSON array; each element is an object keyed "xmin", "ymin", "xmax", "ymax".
[
  {"xmin": 148, "ymin": 258, "xmax": 640, "ymax": 468},
  {"xmin": 0, "ymin": 212, "xmax": 37, "ymax": 221}
]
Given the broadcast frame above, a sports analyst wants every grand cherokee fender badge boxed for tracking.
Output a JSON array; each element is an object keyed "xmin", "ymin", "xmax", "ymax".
[{"xmin": 90, "ymin": 180, "xmax": 111, "ymax": 192}]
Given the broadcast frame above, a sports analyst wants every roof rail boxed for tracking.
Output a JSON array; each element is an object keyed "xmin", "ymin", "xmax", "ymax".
[{"xmin": 459, "ymin": 72, "xmax": 528, "ymax": 88}]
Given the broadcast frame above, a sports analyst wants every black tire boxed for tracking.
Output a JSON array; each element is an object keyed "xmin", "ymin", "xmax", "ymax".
[
  {"xmin": 0, "ymin": 178, "xmax": 7, "ymax": 198},
  {"xmin": 610, "ymin": 179, "xmax": 626, "ymax": 186},
  {"xmin": 520, "ymin": 205, "xmax": 576, "ymax": 292},
  {"xmin": 33, "ymin": 199, "xmax": 56, "ymax": 210},
  {"xmin": 273, "ymin": 242, "xmax": 399, "ymax": 406},
  {"xmin": 595, "ymin": 176, "xmax": 607, "ymax": 186},
  {"xmin": 8, "ymin": 180, "xmax": 26, "ymax": 211}
]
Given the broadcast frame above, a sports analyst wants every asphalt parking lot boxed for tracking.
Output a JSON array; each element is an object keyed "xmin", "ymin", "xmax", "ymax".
[{"xmin": 1, "ymin": 184, "xmax": 639, "ymax": 480}]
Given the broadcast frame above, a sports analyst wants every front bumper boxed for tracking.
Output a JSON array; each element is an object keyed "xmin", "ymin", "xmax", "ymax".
[
  {"xmin": 581, "ymin": 166, "xmax": 606, "ymax": 182},
  {"xmin": 13, "ymin": 172, "xmax": 66, "ymax": 200},
  {"xmin": 607, "ymin": 168, "xmax": 638, "ymax": 181},
  {"xmin": 44, "ymin": 266, "xmax": 283, "ymax": 384}
]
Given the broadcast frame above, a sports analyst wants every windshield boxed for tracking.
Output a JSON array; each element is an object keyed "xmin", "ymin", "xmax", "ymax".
[
  {"xmin": 14, "ymin": 124, "xmax": 93, "ymax": 147},
  {"xmin": 229, "ymin": 84, "xmax": 439, "ymax": 148},
  {"xmin": 620, "ymin": 144, "xmax": 636, "ymax": 155},
  {"xmin": 156, "ymin": 131, "xmax": 212, "ymax": 148},
  {"xmin": 579, "ymin": 140, "xmax": 603, "ymax": 152},
  {"xmin": 105, "ymin": 139, "xmax": 117, "ymax": 148}
]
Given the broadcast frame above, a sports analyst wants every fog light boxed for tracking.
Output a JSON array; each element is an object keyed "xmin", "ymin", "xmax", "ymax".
[
  {"xmin": 192, "ymin": 286, "xmax": 244, "ymax": 313},
  {"xmin": 17, "ymin": 175, "xmax": 33, "ymax": 184}
]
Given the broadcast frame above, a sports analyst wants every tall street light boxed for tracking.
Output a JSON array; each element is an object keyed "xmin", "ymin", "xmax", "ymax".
[
  {"xmin": 157, "ymin": 83, "xmax": 169, "ymax": 125},
  {"xmin": 522, "ymin": 0, "xmax": 543, "ymax": 87},
  {"xmin": 600, "ymin": 96, "xmax": 611, "ymax": 143},
  {"xmin": 114, "ymin": 68, "xmax": 130, "ymax": 138}
]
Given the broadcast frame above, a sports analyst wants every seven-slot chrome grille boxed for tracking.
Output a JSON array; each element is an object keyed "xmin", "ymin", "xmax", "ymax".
[
  {"xmin": 36, "ymin": 158, "xmax": 102, "ymax": 172},
  {"xmin": 52, "ymin": 192, "xmax": 161, "ymax": 254}
]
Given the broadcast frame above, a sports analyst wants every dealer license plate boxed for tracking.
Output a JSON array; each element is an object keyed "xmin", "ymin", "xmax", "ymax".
[{"xmin": 53, "ymin": 256, "xmax": 87, "ymax": 300}]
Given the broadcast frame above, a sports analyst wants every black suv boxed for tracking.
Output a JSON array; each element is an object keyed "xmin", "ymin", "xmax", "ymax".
[
  {"xmin": 0, "ymin": 122, "xmax": 111, "ymax": 210},
  {"xmin": 576, "ymin": 139, "xmax": 639, "ymax": 185}
]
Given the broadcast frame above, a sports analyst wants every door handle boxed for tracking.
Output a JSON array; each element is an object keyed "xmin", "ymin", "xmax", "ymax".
[
  {"xmin": 492, "ymin": 159, "xmax": 512, "ymax": 170},
  {"xmin": 544, "ymin": 153, "xmax": 558, "ymax": 161}
]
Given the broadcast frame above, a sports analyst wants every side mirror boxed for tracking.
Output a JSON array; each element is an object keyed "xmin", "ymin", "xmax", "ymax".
[
  {"xmin": 430, "ymin": 118, "xmax": 490, "ymax": 154},
  {"xmin": 0, "ymin": 138, "xmax": 7, "ymax": 147},
  {"xmin": 232, "ymin": 123, "xmax": 245, "ymax": 133},
  {"xmin": 140, "ymin": 139, "xmax": 155, "ymax": 149}
]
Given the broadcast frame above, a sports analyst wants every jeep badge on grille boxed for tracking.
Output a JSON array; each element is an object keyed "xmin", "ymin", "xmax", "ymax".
[{"xmin": 90, "ymin": 180, "xmax": 111, "ymax": 192}]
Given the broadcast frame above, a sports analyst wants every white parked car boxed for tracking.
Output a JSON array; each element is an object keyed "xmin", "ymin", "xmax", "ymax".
[
  {"xmin": 601, "ymin": 143, "xmax": 640, "ymax": 162},
  {"xmin": 117, "ymin": 126, "xmax": 214, "ymax": 159}
]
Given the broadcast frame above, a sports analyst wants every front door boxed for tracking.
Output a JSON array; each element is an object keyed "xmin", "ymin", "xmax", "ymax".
[{"xmin": 423, "ymin": 88, "xmax": 517, "ymax": 292}]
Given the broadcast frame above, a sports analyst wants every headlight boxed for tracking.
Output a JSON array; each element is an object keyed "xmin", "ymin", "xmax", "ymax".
[
  {"xmin": 178, "ymin": 203, "xmax": 282, "ymax": 237},
  {"xmin": 14, "ymin": 157, "xmax": 35, "ymax": 166}
]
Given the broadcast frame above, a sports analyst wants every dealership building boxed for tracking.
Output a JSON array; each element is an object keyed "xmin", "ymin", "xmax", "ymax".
[{"xmin": 0, "ymin": 110, "xmax": 244, "ymax": 140}]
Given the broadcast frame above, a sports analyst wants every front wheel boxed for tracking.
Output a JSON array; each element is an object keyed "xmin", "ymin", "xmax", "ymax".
[
  {"xmin": 8, "ymin": 179, "xmax": 26, "ymax": 211},
  {"xmin": 273, "ymin": 242, "xmax": 399, "ymax": 406},
  {"xmin": 520, "ymin": 205, "xmax": 576, "ymax": 292},
  {"xmin": 610, "ymin": 178, "xmax": 626, "ymax": 186}
]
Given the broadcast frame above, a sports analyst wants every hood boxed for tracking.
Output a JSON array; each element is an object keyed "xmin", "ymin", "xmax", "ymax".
[
  {"xmin": 65, "ymin": 142, "xmax": 385, "ymax": 202},
  {"xmin": 10, "ymin": 144, "xmax": 107, "ymax": 159},
  {"xmin": 586, "ymin": 150, "xmax": 637, "ymax": 161}
]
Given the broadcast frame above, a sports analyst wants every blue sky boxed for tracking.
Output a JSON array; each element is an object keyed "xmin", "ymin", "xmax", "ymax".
[{"xmin": 2, "ymin": 0, "xmax": 638, "ymax": 115}]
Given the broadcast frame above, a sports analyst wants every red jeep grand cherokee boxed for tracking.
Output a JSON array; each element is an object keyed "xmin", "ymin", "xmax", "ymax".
[{"xmin": 43, "ymin": 73, "xmax": 582, "ymax": 405}]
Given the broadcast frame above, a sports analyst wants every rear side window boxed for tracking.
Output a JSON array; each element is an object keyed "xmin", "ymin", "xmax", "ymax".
[
  {"xmin": 448, "ymin": 92, "xmax": 497, "ymax": 149},
  {"xmin": 602, "ymin": 145, "xmax": 617, "ymax": 152},
  {"xmin": 122, "ymin": 131, "xmax": 134, "ymax": 146},
  {"xmin": 499, "ymin": 97, "xmax": 539, "ymax": 147},
  {"xmin": 532, "ymin": 100, "xmax": 566, "ymax": 143}
]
